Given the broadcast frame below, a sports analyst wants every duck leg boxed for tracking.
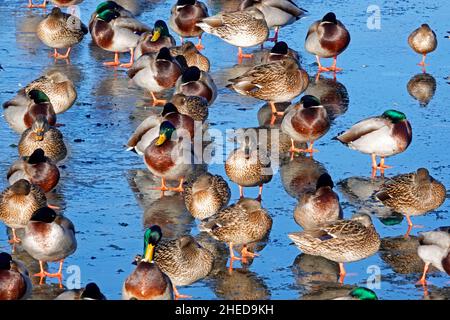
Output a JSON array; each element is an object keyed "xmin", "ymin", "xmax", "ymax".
[
  {"xmin": 416, "ymin": 262, "xmax": 430, "ymax": 285},
  {"xmin": 237, "ymin": 47, "xmax": 253, "ymax": 63},
  {"xmin": 45, "ymin": 259, "xmax": 64, "ymax": 278},
  {"xmin": 328, "ymin": 56, "xmax": 343, "ymax": 72},
  {"xmin": 104, "ymin": 52, "xmax": 120, "ymax": 67},
  {"xmin": 28, "ymin": 0, "xmax": 47, "ymax": 8},
  {"xmin": 173, "ymin": 285, "xmax": 191, "ymax": 299},
  {"xmin": 8, "ymin": 228, "xmax": 21, "ymax": 244},
  {"xmin": 241, "ymin": 245, "xmax": 259, "ymax": 263},
  {"xmin": 316, "ymin": 55, "xmax": 330, "ymax": 72},
  {"xmin": 338, "ymin": 263, "xmax": 346, "ymax": 284},
  {"xmin": 167, "ymin": 178, "xmax": 184, "ymax": 193},
  {"xmin": 239, "ymin": 185, "xmax": 245, "ymax": 198},
  {"xmin": 417, "ymin": 54, "xmax": 428, "ymax": 67},
  {"xmin": 371, "ymin": 154, "xmax": 392, "ymax": 177},
  {"xmin": 195, "ymin": 35, "xmax": 204, "ymax": 50},
  {"xmin": 119, "ymin": 48, "xmax": 135, "ymax": 68},
  {"xmin": 296, "ymin": 141, "xmax": 319, "ymax": 156},
  {"xmin": 228, "ymin": 242, "xmax": 242, "ymax": 262},
  {"xmin": 33, "ymin": 261, "xmax": 47, "ymax": 279},
  {"xmin": 150, "ymin": 92, "xmax": 167, "ymax": 106},
  {"xmin": 255, "ymin": 185, "xmax": 263, "ymax": 202},
  {"xmin": 52, "ymin": 48, "xmax": 72, "ymax": 60},
  {"xmin": 267, "ymin": 26, "xmax": 280, "ymax": 43},
  {"xmin": 150, "ymin": 177, "xmax": 170, "ymax": 196}
]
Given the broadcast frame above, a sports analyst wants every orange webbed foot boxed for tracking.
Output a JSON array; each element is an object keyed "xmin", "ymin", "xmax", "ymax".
[{"xmin": 119, "ymin": 62, "xmax": 133, "ymax": 68}]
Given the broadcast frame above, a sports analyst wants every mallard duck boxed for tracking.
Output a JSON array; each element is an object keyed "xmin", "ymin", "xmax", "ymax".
[
  {"xmin": 7, "ymin": 148, "xmax": 60, "ymax": 193},
  {"xmin": 127, "ymin": 103, "xmax": 195, "ymax": 155},
  {"xmin": 375, "ymin": 168, "xmax": 446, "ymax": 238},
  {"xmin": 55, "ymin": 282, "xmax": 107, "ymax": 300},
  {"xmin": 170, "ymin": 41, "xmax": 210, "ymax": 72},
  {"xmin": 170, "ymin": 93, "xmax": 209, "ymax": 122},
  {"xmin": 288, "ymin": 213, "xmax": 381, "ymax": 283},
  {"xmin": 90, "ymin": 4, "xmax": 151, "ymax": 68},
  {"xmin": 258, "ymin": 41, "xmax": 300, "ymax": 64},
  {"xmin": 3, "ymin": 89, "xmax": 56, "ymax": 134},
  {"xmin": 183, "ymin": 172, "xmax": 231, "ymax": 220},
  {"xmin": 240, "ymin": 0, "xmax": 307, "ymax": 43},
  {"xmin": 144, "ymin": 121, "xmax": 196, "ymax": 195},
  {"xmin": 200, "ymin": 198, "xmax": 272, "ymax": 267},
  {"xmin": 37, "ymin": 7, "xmax": 87, "ymax": 60},
  {"xmin": 123, "ymin": 226, "xmax": 173, "ymax": 300},
  {"xmin": 174, "ymin": 66, "xmax": 217, "ymax": 106},
  {"xmin": 225, "ymin": 135, "xmax": 273, "ymax": 200},
  {"xmin": 227, "ymin": 57, "xmax": 309, "ymax": 122},
  {"xmin": 294, "ymin": 173, "xmax": 342, "ymax": 230},
  {"xmin": 0, "ymin": 252, "xmax": 32, "ymax": 300},
  {"xmin": 25, "ymin": 70, "xmax": 77, "ymax": 114},
  {"xmin": 0, "ymin": 179, "xmax": 47, "ymax": 244},
  {"xmin": 21, "ymin": 207, "xmax": 77, "ymax": 287},
  {"xmin": 417, "ymin": 229, "xmax": 450, "ymax": 286},
  {"xmin": 135, "ymin": 20, "xmax": 176, "ymax": 60},
  {"xmin": 281, "ymin": 95, "xmax": 330, "ymax": 156},
  {"xmin": 169, "ymin": 0, "xmax": 209, "ymax": 50},
  {"xmin": 153, "ymin": 235, "xmax": 214, "ymax": 299},
  {"xmin": 305, "ymin": 12, "xmax": 350, "ymax": 72},
  {"xmin": 196, "ymin": 8, "xmax": 269, "ymax": 60},
  {"xmin": 408, "ymin": 24, "xmax": 437, "ymax": 67},
  {"xmin": 333, "ymin": 110, "xmax": 412, "ymax": 178},
  {"xmin": 18, "ymin": 115, "xmax": 67, "ymax": 163},
  {"xmin": 333, "ymin": 287, "xmax": 378, "ymax": 300},
  {"xmin": 407, "ymin": 73, "xmax": 436, "ymax": 107},
  {"xmin": 128, "ymin": 47, "xmax": 185, "ymax": 106}
]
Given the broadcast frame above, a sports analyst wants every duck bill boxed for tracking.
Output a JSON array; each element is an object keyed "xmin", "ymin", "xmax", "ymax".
[
  {"xmin": 151, "ymin": 29, "xmax": 161, "ymax": 42},
  {"xmin": 144, "ymin": 244, "xmax": 155, "ymax": 262},
  {"xmin": 155, "ymin": 134, "xmax": 167, "ymax": 146},
  {"xmin": 34, "ymin": 132, "xmax": 44, "ymax": 141}
]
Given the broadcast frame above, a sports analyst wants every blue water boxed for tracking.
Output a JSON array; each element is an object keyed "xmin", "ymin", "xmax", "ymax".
[{"xmin": 0, "ymin": 0, "xmax": 449, "ymax": 300}]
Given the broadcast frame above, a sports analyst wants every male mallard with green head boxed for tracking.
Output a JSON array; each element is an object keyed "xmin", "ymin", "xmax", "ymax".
[
  {"xmin": 333, "ymin": 287, "xmax": 378, "ymax": 300},
  {"xmin": 183, "ymin": 172, "xmax": 231, "ymax": 220},
  {"xmin": 128, "ymin": 47, "xmax": 185, "ymax": 106},
  {"xmin": 24, "ymin": 90, "xmax": 56, "ymax": 129},
  {"xmin": 169, "ymin": 0, "xmax": 209, "ymax": 50},
  {"xmin": 174, "ymin": 66, "xmax": 217, "ymax": 106},
  {"xmin": 199, "ymin": 198, "xmax": 272, "ymax": 268},
  {"xmin": 123, "ymin": 226, "xmax": 173, "ymax": 300},
  {"xmin": 21, "ymin": 207, "xmax": 77, "ymax": 287},
  {"xmin": 240, "ymin": 0, "xmax": 307, "ymax": 43},
  {"xmin": 55, "ymin": 282, "xmax": 107, "ymax": 300},
  {"xmin": 0, "ymin": 252, "xmax": 32, "ymax": 300},
  {"xmin": 281, "ymin": 94, "xmax": 330, "ymax": 156},
  {"xmin": 144, "ymin": 121, "xmax": 196, "ymax": 196},
  {"xmin": 37, "ymin": 7, "xmax": 87, "ymax": 60},
  {"xmin": 408, "ymin": 24, "xmax": 437, "ymax": 67},
  {"xmin": 196, "ymin": 7, "xmax": 268, "ymax": 61},
  {"xmin": 294, "ymin": 173, "xmax": 342, "ymax": 230},
  {"xmin": 375, "ymin": 168, "xmax": 446, "ymax": 238},
  {"xmin": 154, "ymin": 235, "xmax": 214, "ymax": 299},
  {"xmin": 90, "ymin": 4, "xmax": 151, "ymax": 68},
  {"xmin": 333, "ymin": 110, "xmax": 412, "ymax": 178},
  {"xmin": 0, "ymin": 179, "xmax": 47, "ymax": 244},
  {"xmin": 8, "ymin": 148, "xmax": 60, "ymax": 193},
  {"xmin": 170, "ymin": 41, "xmax": 210, "ymax": 72},
  {"xmin": 227, "ymin": 57, "xmax": 308, "ymax": 123},
  {"xmin": 305, "ymin": 12, "xmax": 350, "ymax": 72},
  {"xmin": 135, "ymin": 20, "xmax": 176, "ymax": 60},
  {"xmin": 18, "ymin": 115, "xmax": 67, "ymax": 163},
  {"xmin": 289, "ymin": 213, "xmax": 380, "ymax": 283}
]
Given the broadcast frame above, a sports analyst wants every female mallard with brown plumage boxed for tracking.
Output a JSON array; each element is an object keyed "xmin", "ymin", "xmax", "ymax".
[
  {"xmin": 169, "ymin": 0, "xmax": 209, "ymax": 50},
  {"xmin": 0, "ymin": 179, "xmax": 47, "ymax": 244},
  {"xmin": 21, "ymin": 207, "xmax": 77, "ymax": 287},
  {"xmin": 134, "ymin": 20, "xmax": 176, "ymax": 60},
  {"xmin": 170, "ymin": 93, "xmax": 209, "ymax": 122},
  {"xmin": 281, "ymin": 95, "xmax": 330, "ymax": 156},
  {"xmin": 225, "ymin": 136, "xmax": 273, "ymax": 200},
  {"xmin": 128, "ymin": 47, "xmax": 185, "ymax": 106},
  {"xmin": 289, "ymin": 213, "xmax": 380, "ymax": 283},
  {"xmin": 0, "ymin": 252, "xmax": 32, "ymax": 300},
  {"xmin": 3, "ymin": 89, "xmax": 56, "ymax": 134},
  {"xmin": 375, "ymin": 168, "xmax": 446, "ymax": 238},
  {"xmin": 37, "ymin": 7, "xmax": 87, "ymax": 60},
  {"xmin": 305, "ymin": 12, "xmax": 350, "ymax": 72},
  {"xmin": 294, "ymin": 173, "xmax": 342, "ymax": 230},
  {"xmin": 90, "ymin": 6, "xmax": 151, "ymax": 68},
  {"xmin": 227, "ymin": 57, "xmax": 309, "ymax": 123},
  {"xmin": 127, "ymin": 103, "xmax": 195, "ymax": 155},
  {"xmin": 123, "ymin": 226, "xmax": 173, "ymax": 300},
  {"xmin": 144, "ymin": 121, "xmax": 196, "ymax": 196},
  {"xmin": 196, "ymin": 7, "xmax": 268, "ymax": 60},
  {"xmin": 200, "ymin": 198, "xmax": 272, "ymax": 267},
  {"xmin": 183, "ymin": 172, "xmax": 231, "ymax": 220},
  {"xmin": 333, "ymin": 110, "xmax": 412, "ymax": 178},
  {"xmin": 174, "ymin": 66, "xmax": 217, "ymax": 106},
  {"xmin": 408, "ymin": 24, "xmax": 437, "ymax": 67},
  {"xmin": 154, "ymin": 235, "xmax": 214, "ymax": 299},
  {"xmin": 7, "ymin": 148, "xmax": 60, "ymax": 193},
  {"xmin": 170, "ymin": 41, "xmax": 210, "ymax": 72},
  {"xmin": 18, "ymin": 115, "xmax": 67, "ymax": 163}
]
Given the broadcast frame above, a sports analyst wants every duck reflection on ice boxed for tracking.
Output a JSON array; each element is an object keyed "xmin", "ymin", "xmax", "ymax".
[{"xmin": 407, "ymin": 73, "xmax": 436, "ymax": 107}]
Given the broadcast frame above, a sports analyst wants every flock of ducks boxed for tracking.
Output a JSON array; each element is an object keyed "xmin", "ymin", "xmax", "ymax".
[{"xmin": 0, "ymin": 0, "xmax": 448, "ymax": 301}]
